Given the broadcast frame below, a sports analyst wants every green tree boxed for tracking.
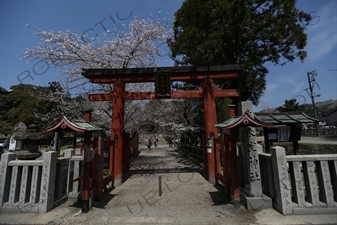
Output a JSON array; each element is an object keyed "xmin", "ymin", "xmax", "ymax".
[
  {"xmin": 0, "ymin": 83, "xmax": 87, "ymax": 134},
  {"xmin": 277, "ymin": 99, "xmax": 305, "ymax": 112},
  {"xmin": 0, "ymin": 84, "xmax": 53, "ymax": 129},
  {"xmin": 169, "ymin": 0, "xmax": 312, "ymax": 105}
]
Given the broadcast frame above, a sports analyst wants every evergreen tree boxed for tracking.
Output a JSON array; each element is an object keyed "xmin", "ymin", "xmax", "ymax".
[
  {"xmin": 169, "ymin": 0, "xmax": 313, "ymax": 105},
  {"xmin": 277, "ymin": 98, "xmax": 314, "ymax": 117},
  {"xmin": 277, "ymin": 99, "xmax": 306, "ymax": 112}
]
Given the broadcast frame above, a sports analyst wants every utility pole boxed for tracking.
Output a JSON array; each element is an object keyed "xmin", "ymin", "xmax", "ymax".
[{"xmin": 306, "ymin": 70, "xmax": 321, "ymax": 137}]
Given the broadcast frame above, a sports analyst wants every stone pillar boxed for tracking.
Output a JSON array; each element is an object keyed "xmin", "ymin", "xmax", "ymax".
[
  {"xmin": 289, "ymin": 161, "xmax": 305, "ymax": 207},
  {"xmin": 316, "ymin": 161, "xmax": 334, "ymax": 206},
  {"xmin": 65, "ymin": 149, "xmax": 75, "ymax": 195},
  {"xmin": 0, "ymin": 153, "xmax": 17, "ymax": 209},
  {"xmin": 243, "ymin": 127, "xmax": 262, "ymax": 196},
  {"xmin": 30, "ymin": 165, "xmax": 40, "ymax": 205},
  {"xmin": 331, "ymin": 161, "xmax": 337, "ymax": 202},
  {"xmin": 53, "ymin": 132, "xmax": 60, "ymax": 155},
  {"xmin": 270, "ymin": 146, "xmax": 292, "ymax": 215},
  {"xmin": 238, "ymin": 101, "xmax": 262, "ymax": 196},
  {"xmin": 19, "ymin": 166, "xmax": 29, "ymax": 205},
  {"xmin": 238, "ymin": 101, "xmax": 272, "ymax": 210},
  {"xmin": 8, "ymin": 166, "xmax": 20, "ymax": 205},
  {"xmin": 303, "ymin": 161, "xmax": 320, "ymax": 207},
  {"xmin": 69, "ymin": 156, "xmax": 83, "ymax": 198},
  {"xmin": 39, "ymin": 151, "xmax": 57, "ymax": 213}
]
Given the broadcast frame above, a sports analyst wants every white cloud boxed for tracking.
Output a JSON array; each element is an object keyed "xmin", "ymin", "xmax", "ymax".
[
  {"xmin": 277, "ymin": 70, "xmax": 302, "ymax": 85},
  {"xmin": 306, "ymin": 0, "xmax": 337, "ymax": 62},
  {"xmin": 265, "ymin": 83, "xmax": 278, "ymax": 92}
]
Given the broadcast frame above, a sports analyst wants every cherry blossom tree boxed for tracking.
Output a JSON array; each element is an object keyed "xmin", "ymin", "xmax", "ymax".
[
  {"xmin": 23, "ymin": 16, "xmax": 173, "ymax": 131},
  {"xmin": 24, "ymin": 16, "xmax": 170, "ymax": 92}
]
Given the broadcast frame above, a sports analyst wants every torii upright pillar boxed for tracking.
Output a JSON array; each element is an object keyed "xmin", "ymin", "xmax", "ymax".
[
  {"xmin": 202, "ymin": 78, "xmax": 218, "ymax": 184},
  {"xmin": 112, "ymin": 81, "xmax": 125, "ymax": 187}
]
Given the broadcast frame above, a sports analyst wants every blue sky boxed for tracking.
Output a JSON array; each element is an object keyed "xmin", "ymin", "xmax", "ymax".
[{"xmin": 0, "ymin": 0, "xmax": 336, "ymax": 111}]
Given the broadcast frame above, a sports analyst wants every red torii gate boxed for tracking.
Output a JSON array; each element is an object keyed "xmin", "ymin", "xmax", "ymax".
[{"xmin": 81, "ymin": 64, "xmax": 244, "ymax": 186}]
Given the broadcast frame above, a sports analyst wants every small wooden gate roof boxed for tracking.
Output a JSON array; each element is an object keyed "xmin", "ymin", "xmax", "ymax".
[
  {"xmin": 215, "ymin": 111, "xmax": 271, "ymax": 129},
  {"xmin": 43, "ymin": 116, "xmax": 102, "ymax": 133},
  {"xmin": 254, "ymin": 112, "xmax": 318, "ymax": 125}
]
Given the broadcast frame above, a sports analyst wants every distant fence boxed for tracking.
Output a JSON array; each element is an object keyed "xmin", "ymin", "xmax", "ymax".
[
  {"xmin": 175, "ymin": 143, "xmax": 203, "ymax": 165},
  {"xmin": 259, "ymin": 146, "xmax": 337, "ymax": 215},
  {"xmin": 302, "ymin": 127, "xmax": 337, "ymax": 136},
  {"xmin": 0, "ymin": 150, "xmax": 82, "ymax": 213}
]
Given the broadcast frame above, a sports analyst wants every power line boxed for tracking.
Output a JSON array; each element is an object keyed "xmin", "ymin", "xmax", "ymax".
[
  {"xmin": 266, "ymin": 88, "xmax": 308, "ymax": 108},
  {"xmin": 307, "ymin": 70, "xmax": 320, "ymax": 136}
]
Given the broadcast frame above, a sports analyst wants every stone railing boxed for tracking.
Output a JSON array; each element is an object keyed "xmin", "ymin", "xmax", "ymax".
[
  {"xmin": 0, "ymin": 150, "xmax": 82, "ymax": 213},
  {"xmin": 259, "ymin": 146, "xmax": 337, "ymax": 215}
]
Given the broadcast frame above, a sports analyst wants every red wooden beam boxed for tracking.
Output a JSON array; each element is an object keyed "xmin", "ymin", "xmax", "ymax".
[
  {"xmin": 89, "ymin": 89, "xmax": 238, "ymax": 101},
  {"xmin": 82, "ymin": 65, "xmax": 244, "ymax": 84}
]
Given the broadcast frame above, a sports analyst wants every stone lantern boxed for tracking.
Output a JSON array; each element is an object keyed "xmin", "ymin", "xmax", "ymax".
[{"xmin": 13, "ymin": 124, "xmax": 44, "ymax": 159}]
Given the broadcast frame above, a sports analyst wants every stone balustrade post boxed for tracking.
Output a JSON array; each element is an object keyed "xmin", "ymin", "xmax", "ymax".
[
  {"xmin": 38, "ymin": 151, "xmax": 57, "ymax": 213},
  {"xmin": 65, "ymin": 149, "xmax": 75, "ymax": 195},
  {"xmin": 270, "ymin": 146, "xmax": 292, "ymax": 215},
  {"xmin": 0, "ymin": 153, "xmax": 17, "ymax": 210}
]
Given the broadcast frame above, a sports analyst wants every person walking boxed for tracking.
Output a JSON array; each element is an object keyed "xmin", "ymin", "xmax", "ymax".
[
  {"xmin": 168, "ymin": 136, "xmax": 173, "ymax": 147},
  {"xmin": 154, "ymin": 136, "xmax": 158, "ymax": 147},
  {"xmin": 148, "ymin": 137, "xmax": 153, "ymax": 150}
]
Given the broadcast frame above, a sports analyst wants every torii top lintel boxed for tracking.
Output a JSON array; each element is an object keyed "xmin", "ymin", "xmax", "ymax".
[{"xmin": 81, "ymin": 64, "xmax": 245, "ymax": 83}]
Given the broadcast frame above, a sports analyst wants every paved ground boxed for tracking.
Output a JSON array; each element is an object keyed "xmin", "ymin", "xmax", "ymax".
[
  {"xmin": 1, "ymin": 138, "xmax": 337, "ymax": 225},
  {"xmin": 299, "ymin": 135, "xmax": 337, "ymax": 144},
  {"xmin": 256, "ymin": 135, "xmax": 337, "ymax": 145}
]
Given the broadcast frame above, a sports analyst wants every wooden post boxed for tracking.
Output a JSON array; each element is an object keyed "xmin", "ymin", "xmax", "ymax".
[
  {"xmin": 228, "ymin": 104, "xmax": 240, "ymax": 204},
  {"xmin": 202, "ymin": 78, "xmax": 218, "ymax": 184},
  {"xmin": 230, "ymin": 128, "xmax": 240, "ymax": 205},
  {"xmin": 112, "ymin": 81, "xmax": 125, "ymax": 187},
  {"xmin": 82, "ymin": 110, "xmax": 93, "ymax": 213},
  {"xmin": 215, "ymin": 137, "xmax": 221, "ymax": 174},
  {"xmin": 85, "ymin": 109, "xmax": 92, "ymax": 123},
  {"xmin": 123, "ymin": 133, "xmax": 131, "ymax": 173},
  {"xmin": 202, "ymin": 135, "xmax": 207, "ymax": 172},
  {"xmin": 228, "ymin": 104, "xmax": 235, "ymax": 118},
  {"xmin": 109, "ymin": 141, "xmax": 114, "ymax": 177},
  {"xmin": 94, "ymin": 134, "xmax": 104, "ymax": 199},
  {"xmin": 82, "ymin": 130, "xmax": 91, "ymax": 213},
  {"xmin": 264, "ymin": 128, "xmax": 270, "ymax": 153},
  {"xmin": 223, "ymin": 132, "xmax": 230, "ymax": 199},
  {"xmin": 73, "ymin": 131, "xmax": 77, "ymax": 149}
]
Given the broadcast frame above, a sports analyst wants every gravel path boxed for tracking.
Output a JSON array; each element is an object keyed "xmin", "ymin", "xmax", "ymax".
[{"xmin": 63, "ymin": 144, "xmax": 256, "ymax": 225}]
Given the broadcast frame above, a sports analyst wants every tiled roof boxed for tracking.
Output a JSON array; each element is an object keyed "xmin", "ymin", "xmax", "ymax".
[
  {"xmin": 255, "ymin": 112, "xmax": 318, "ymax": 125},
  {"xmin": 43, "ymin": 116, "xmax": 102, "ymax": 133},
  {"xmin": 215, "ymin": 112, "xmax": 270, "ymax": 129}
]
